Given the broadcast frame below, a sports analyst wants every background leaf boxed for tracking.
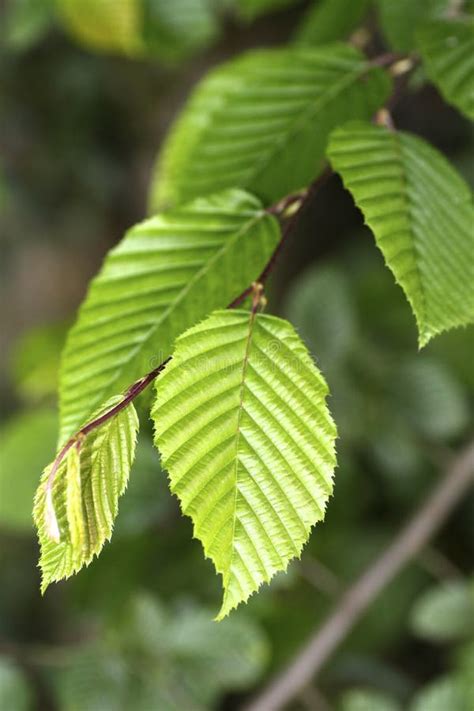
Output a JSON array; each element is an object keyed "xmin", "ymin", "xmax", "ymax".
[
  {"xmin": 150, "ymin": 44, "xmax": 391, "ymax": 210},
  {"xmin": 0, "ymin": 408, "xmax": 57, "ymax": 532},
  {"xmin": 34, "ymin": 398, "xmax": 139, "ymax": 590},
  {"xmin": 57, "ymin": 0, "xmax": 143, "ymax": 55},
  {"xmin": 2, "ymin": 0, "xmax": 56, "ymax": 51},
  {"xmin": 9, "ymin": 321, "xmax": 68, "ymax": 403},
  {"xmin": 141, "ymin": 0, "xmax": 219, "ymax": 62},
  {"xmin": 375, "ymin": 0, "xmax": 449, "ymax": 52},
  {"xmin": 339, "ymin": 687, "xmax": 402, "ymax": 711},
  {"xmin": 410, "ymin": 676, "xmax": 469, "ymax": 711},
  {"xmin": 0, "ymin": 659, "xmax": 32, "ymax": 711},
  {"xmin": 294, "ymin": 0, "xmax": 370, "ymax": 47},
  {"xmin": 237, "ymin": 0, "xmax": 297, "ymax": 20},
  {"xmin": 284, "ymin": 264, "xmax": 356, "ymax": 370},
  {"xmin": 417, "ymin": 18, "xmax": 474, "ymax": 120},
  {"xmin": 327, "ymin": 122, "xmax": 474, "ymax": 346},
  {"xmin": 389, "ymin": 358, "xmax": 469, "ymax": 439},
  {"xmin": 153, "ymin": 309, "xmax": 337, "ymax": 618},
  {"xmin": 59, "ymin": 189, "xmax": 279, "ymax": 442},
  {"xmin": 410, "ymin": 580, "xmax": 474, "ymax": 643}
]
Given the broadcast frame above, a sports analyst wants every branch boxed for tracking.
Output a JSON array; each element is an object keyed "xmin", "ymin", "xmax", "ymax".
[
  {"xmin": 43, "ymin": 175, "xmax": 331, "ymax": 527},
  {"xmin": 243, "ymin": 441, "xmax": 474, "ymax": 711},
  {"xmin": 44, "ymin": 46, "xmax": 409, "ymax": 533},
  {"xmin": 229, "ymin": 167, "xmax": 333, "ymax": 309}
]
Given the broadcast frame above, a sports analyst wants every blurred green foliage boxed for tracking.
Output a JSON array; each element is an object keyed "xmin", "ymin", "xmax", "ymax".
[{"xmin": 1, "ymin": 0, "xmax": 473, "ymax": 709}]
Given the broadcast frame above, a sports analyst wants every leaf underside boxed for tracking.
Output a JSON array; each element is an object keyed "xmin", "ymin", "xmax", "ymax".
[
  {"xmin": 59, "ymin": 189, "xmax": 279, "ymax": 443},
  {"xmin": 34, "ymin": 398, "xmax": 139, "ymax": 592},
  {"xmin": 327, "ymin": 122, "xmax": 474, "ymax": 346},
  {"xmin": 417, "ymin": 18, "xmax": 474, "ymax": 120},
  {"xmin": 150, "ymin": 44, "xmax": 391, "ymax": 210},
  {"xmin": 152, "ymin": 310, "xmax": 337, "ymax": 619}
]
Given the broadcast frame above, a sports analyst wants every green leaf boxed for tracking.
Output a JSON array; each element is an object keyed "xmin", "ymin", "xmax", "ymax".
[
  {"xmin": 327, "ymin": 122, "xmax": 474, "ymax": 346},
  {"xmin": 294, "ymin": 0, "xmax": 370, "ymax": 47},
  {"xmin": 410, "ymin": 580, "xmax": 474, "ymax": 643},
  {"xmin": 390, "ymin": 358, "xmax": 469, "ymax": 439},
  {"xmin": 0, "ymin": 659, "xmax": 32, "ymax": 711},
  {"xmin": 34, "ymin": 398, "xmax": 139, "ymax": 591},
  {"xmin": 142, "ymin": 0, "xmax": 219, "ymax": 62},
  {"xmin": 0, "ymin": 408, "xmax": 57, "ymax": 532},
  {"xmin": 57, "ymin": 647, "xmax": 128, "ymax": 711},
  {"xmin": 284, "ymin": 264, "xmax": 356, "ymax": 370},
  {"xmin": 123, "ymin": 594, "xmax": 269, "ymax": 703},
  {"xmin": 376, "ymin": 0, "xmax": 449, "ymax": 52},
  {"xmin": 237, "ymin": 0, "xmax": 298, "ymax": 20},
  {"xmin": 339, "ymin": 688, "xmax": 402, "ymax": 711},
  {"xmin": 59, "ymin": 189, "xmax": 279, "ymax": 442},
  {"xmin": 152, "ymin": 309, "xmax": 337, "ymax": 618},
  {"xmin": 149, "ymin": 45, "xmax": 391, "ymax": 210},
  {"xmin": 57, "ymin": 0, "xmax": 143, "ymax": 55},
  {"xmin": 417, "ymin": 18, "xmax": 474, "ymax": 120},
  {"xmin": 3, "ymin": 0, "xmax": 56, "ymax": 51},
  {"xmin": 10, "ymin": 321, "xmax": 68, "ymax": 402},
  {"xmin": 456, "ymin": 640, "xmax": 474, "ymax": 710},
  {"xmin": 410, "ymin": 676, "xmax": 469, "ymax": 711},
  {"xmin": 58, "ymin": 593, "xmax": 268, "ymax": 711}
]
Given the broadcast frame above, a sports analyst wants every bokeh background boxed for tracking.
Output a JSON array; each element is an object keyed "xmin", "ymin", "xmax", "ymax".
[{"xmin": 1, "ymin": 1, "xmax": 473, "ymax": 709}]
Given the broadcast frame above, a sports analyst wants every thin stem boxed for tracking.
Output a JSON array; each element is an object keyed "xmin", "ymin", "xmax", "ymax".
[
  {"xmin": 369, "ymin": 51, "xmax": 403, "ymax": 68},
  {"xmin": 228, "ymin": 167, "xmax": 333, "ymax": 310},
  {"xmin": 43, "ymin": 172, "xmax": 330, "ymax": 540},
  {"xmin": 44, "ymin": 44, "xmax": 406, "ymax": 536},
  {"xmin": 44, "ymin": 358, "xmax": 170, "ymax": 539}
]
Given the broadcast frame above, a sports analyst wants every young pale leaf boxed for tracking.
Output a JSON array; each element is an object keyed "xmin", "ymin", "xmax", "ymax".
[
  {"xmin": 59, "ymin": 189, "xmax": 279, "ymax": 443},
  {"xmin": 327, "ymin": 122, "xmax": 474, "ymax": 346},
  {"xmin": 149, "ymin": 45, "xmax": 391, "ymax": 210},
  {"xmin": 34, "ymin": 398, "xmax": 139, "ymax": 592},
  {"xmin": 417, "ymin": 18, "xmax": 474, "ymax": 120},
  {"xmin": 152, "ymin": 310, "xmax": 337, "ymax": 619}
]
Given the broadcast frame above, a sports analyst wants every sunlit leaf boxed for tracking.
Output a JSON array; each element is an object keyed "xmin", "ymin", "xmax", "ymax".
[
  {"xmin": 59, "ymin": 189, "xmax": 279, "ymax": 442},
  {"xmin": 150, "ymin": 44, "xmax": 391, "ymax": 210},
  {"xmin": 153, "ymin": 309, "xmax": 337, "ymax": 618},
  {"xmin": 327, "ymin": 122, "xmax": 474, "ymax": 346},
  {"xmin": 34, "ymin": 398, "xmax": 139, "ymax": 591}
]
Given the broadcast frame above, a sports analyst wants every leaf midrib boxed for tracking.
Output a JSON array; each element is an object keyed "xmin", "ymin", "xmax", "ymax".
[
  {"xmin": 220, "ymin": 308, "xmax": 258, "ymax": 616},
  {"xmin": 247, "ymin": 58, "xmax": 371, "ymax": 189}
]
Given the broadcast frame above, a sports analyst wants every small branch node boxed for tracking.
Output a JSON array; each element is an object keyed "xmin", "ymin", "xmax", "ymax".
[
  {"xmin": 375, "ymin": 108, "xmax": 395, "ymax": 131},
  {"xmin": 390, "ymin": 57, "xmax": 416, "ymax": 77}
]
